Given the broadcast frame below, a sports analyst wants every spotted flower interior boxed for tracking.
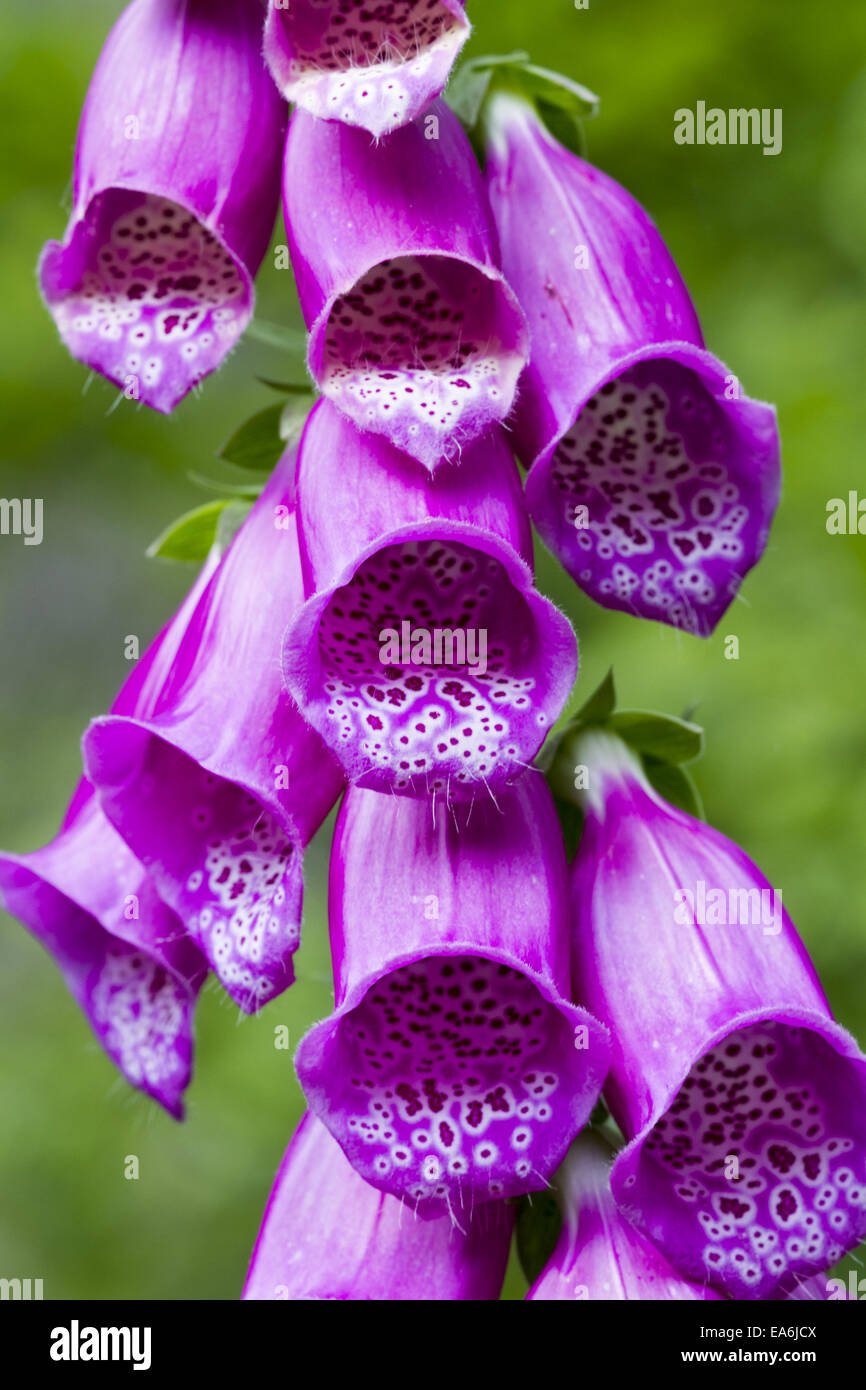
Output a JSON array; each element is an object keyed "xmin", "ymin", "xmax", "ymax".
[
  {"xmin": 318, "ymin": 255, "xmax": 525, "ymax": 468},
  {"xmin": 86, "ymin": 946, "xmax": 193, "ymax": 1109},
  {"xmin": 623, "ymin": 1021, "xmax": 866, "ymax": 1298},
  {"xmin": 42, "ymin": 191, "xmax": 249, "ymax": 412},
  {"xmin": 546, "ymin": 361, "xmax": 769, "ymax": 634},
  {"xmin": 0, "ymin": 858, "xmax": 195, "ymax": 1117},
  {"xmin": 268, "ymin": 0, "xmax": 468, "ymax": 136},
  {"xmin": 315, "ymin": 954, "xmax": 586, "ymax": 1215},
  {"xmin": 315, "ymin": 537, "xmax": 546, "ymax": 797},
  {"xmin": 91, "ymin": 730, "xmax": 302, "ymax": 1014}
]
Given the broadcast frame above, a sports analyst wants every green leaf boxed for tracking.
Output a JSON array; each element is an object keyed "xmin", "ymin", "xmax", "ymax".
[
  {"xmin": 515, "ymin": 1189, "xmax": 562, "ymax": 1288},
  {"xmin": 444, "ymin": 62, "xmax": 496, "ymax": 129},
  {"xmin": 607, "ymin": 709, "xmax": 704, "ymax": 764},
  {"xmin": 535, "ymin": 99, "xmax": 587, "ymax": 159},
  {"xmin": 459, "ymin": 50, "xmax": 531, "ymax": 72},
  {"xmin": 575, "ymin": 667, "xmax": 617, "ymax": 726},
  {"xmin": 279, "ymin": 395, "xmax": 315, "ymax": 447},
  {"xmin": 448, "ymin": 52, "xmax": 599, "ymax": 150},
  {"xmin": 220, "ymin": 404, "xmax": 284, "ymax": 471},
  {"xmin": 146, "ymin": 500, "xmax": 232, "ymax": 564},
  {"xmin": 589, "ymin": 1099, "xmax": 610, "ymax": 1127},
  {"xmin": 220, "ymin": 392, "xmax": 315, "ymax": 473},
  {"xmin": 551, "ymin": 794, "xmax": 584, "ymax": 860},
  {"xmin": 245, "ymin": 318, "xmax": 308, "ymax": 354},
  {"xmin": 214, "ymin": 499, "xmax": 253, "ymax": 555},
  {"xmin": 511, "ymin": 62, "xmax": 599, "ymax": 119},
  {"xmin": 542, "ymin": 670, "xmax": 707, "ymax": 824},
  {"xmin": 186, "ymin": 471, "xmax": 266, "ymax": 499},
  {"xmin": 643, "ymin": 757, "xmax": 705, "ymax": 819},
  {"xmin": 537, "ymin": 670, "xmax": 615, "ymax": 807},
  {"xmin": 256, "ymin": 377, "xmax": 314, "ymax": 395},
  {"xmin": 146, "ymin": 496, "xmax": 256, "ymax": 566}
]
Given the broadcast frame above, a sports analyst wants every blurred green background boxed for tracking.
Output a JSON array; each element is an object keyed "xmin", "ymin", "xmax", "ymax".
[{"xmin": 1, "ymin": 0, "xmax": 865, "ymax": 1301}]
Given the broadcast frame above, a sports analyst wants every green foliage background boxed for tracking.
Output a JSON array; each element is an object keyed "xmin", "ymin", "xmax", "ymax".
[{"xmin": 1, "ymin": 0, "xmax": 864, "ymax": 1300}]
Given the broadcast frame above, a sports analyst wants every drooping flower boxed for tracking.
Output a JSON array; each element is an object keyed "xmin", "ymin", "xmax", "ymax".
[
  {"xmin": 83, "ymin": 451, "xmax": 344, "ymax": 1015},
  {"xmin": 0, "ymin": 550, "xmax": 216, "ymax": 1116},
  {"xmin": 527, "ymin": 1128, "xmax": 723, "ymax": 1300},
  {"xmin": 282, "ymin": 401, "xmax": 577, "ymax": 800},
  {"xmin": 483, "ymin": 94, "xmax": 781, "ymax": 636},
  {"xmin": 282, "ymin": 102, "xmax": 528, "ymax": 471},
  {"xmin": 294, "ymin": 775, "xmax": 610, "ymax": 1218},
  {"xmin": 0, "ymin": 782, "xmax": 205, "ymax": 1119},
  {"xmin": 568, "ymin": 728, "xmax": 866, "ymax": 1299},
  {"xmin": 243, "ymin": 1112, "xmax": 514, "ymax": 1300},
  {"xmin": 39, "ymin": 0, "xmax": 287, "ymax": 413},
  {"xmin": 264, "ymin": 0, "xmax": 470, "ymax": 139}
]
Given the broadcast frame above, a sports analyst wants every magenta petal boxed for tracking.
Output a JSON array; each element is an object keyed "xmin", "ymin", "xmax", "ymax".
[
  {"xmin": 243, "ymin": 1112, "xmax": 513, "ymax": 1300},
  {"xmin": 283, "ymin": 103, "xmax": 528, "ymax": 470},
  {"xmin": 528, "ymin": 1130, "xmax": 723, "ymax": 1300},
  {"xmin": 283, "ymin": 402, "xmax": 577, "ymax": 800},
  {"xmin": 485, "ymin": 96, "xmax": 781, "ymax": 635},
  {"xmin": 264, "ymin": 0, "xmax": 470, "ymax": 138},
  {"xmin": 0, "ymin": 785, "xmax": 204, "ymax": 1118},
  {"xmin": 569, "ymin": 730, "xmax": 866, "ymax": 1299},
  {"xmin": 39, "ymin": 0, "xmax": 286, "ymax": 412},
  {"xmin": 83, "ymin": 455, "xmax": 344, "ymax": 1014},
  {"xmin": 295, "ymin": 776, "xmax": 610, "ymax": 1218}
]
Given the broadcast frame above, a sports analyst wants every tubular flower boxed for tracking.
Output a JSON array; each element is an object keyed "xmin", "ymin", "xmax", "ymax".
[
  {"xmin": 0, "ymin": 783, "xmax": 205, "ymax": 1120},
  {"xmin": 243, "ymin": 1112, "xmax": 514, "ymax": 1300},
  {"xmin": 568, "ymin": 728, "xmax": 866, "ymax": 1300},
  {"xmin": 282, "ymin": 102, "xmax": 528, "ymax": 471},
  {"xmin": 282, "ymin": 401, "xmax": 577, "ymax": 800},
  {"xmin": 0, "ymin": 552, "xmax": 215, "ymax": 1116},
  {"xmin": 264, "ymin": 0, "xmax": 470, "ymax": 139},
  {"xmin": 294, "ymin": 776, "xmax": 610, "ymax": 1218},
  {"xmin": 83, "ymin": 452, "xmax": 344, "ymax": 1015},
  {"xmin": 483, "ymin": 95, "xmax": 781, "ymax": 636},
  {"xmin": 528, "ymin": 1128, "xmax": 723, "ymax": 1300},
  {"xmin": 39, "ymin": 0, "xmax": 287, "ymax": 413}
]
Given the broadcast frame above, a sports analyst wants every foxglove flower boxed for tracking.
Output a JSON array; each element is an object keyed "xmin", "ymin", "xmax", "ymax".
[
  {"xmin": 264, "ymin": 0, "xmax": 470, "ymax": 139},
  {"xmin": 484, "ymin": 95, "xmax": 781, "ymax": 636},
  {"xmin": 84, "ymin": 453, "xmax": 344, "ymax": 1014},
  {"xmin": 243, "ymin": 1113, "xmax": 514, "ymax": 1300},
  {"xmin": 0, "ymin": 556, "xmax": 215, "ymax": 1116},
  {"xmin": 39, "ymin": 0, "xmax": 287, "ymax": 413},
  {"xmin": 528, "ymin": 1128, "xmax": 723, "ymax": 1300},
  {"xmin": 283, "ymin": 103, "xmax": 528, "ymax": 471},
  {"xmin": 0, "ymin": 783, "xmax": 205, "ymax": 1119},
  {"xmin": 295, "ymin": 776, "xmax": 610, "ymax": 1218},
  {"xmin": 282, "ymin": 401, "xmax": 577, "ymax": 800},
  {"xmin": 568, "ymin": 729, "xmax": 866, "ymax": 1299}
]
